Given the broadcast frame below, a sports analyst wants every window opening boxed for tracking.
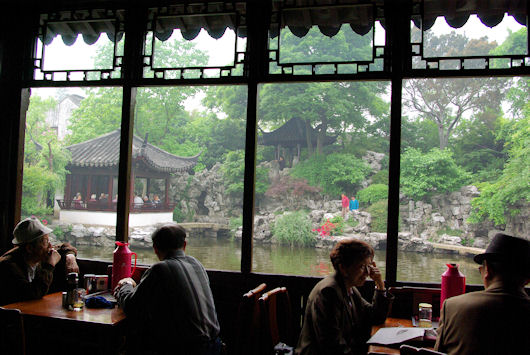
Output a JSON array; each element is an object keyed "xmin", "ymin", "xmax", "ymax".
[
  {"xmin": 411, "ymin": 1, "xmax": 528, "ymax": 71},
  {"xmin": 269, "ymin": 1, "xmax": 386, "ymax": 75},
  {"xmin": 143, "ymin": 3, "xmax": 246, "ymax": 79},
  {"xmin": 34, "ymin": 9, "xmax": 125, "ymax": 81}
]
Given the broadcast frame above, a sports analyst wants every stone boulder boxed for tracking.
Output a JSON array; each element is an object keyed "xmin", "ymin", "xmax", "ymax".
[
  {"xmin": 362, "ymin": 151, "xmax": 385, "ymax": 172},
  {"xmin": 401, "ymin": 238, "xmax": 434, "ymax": 253}
]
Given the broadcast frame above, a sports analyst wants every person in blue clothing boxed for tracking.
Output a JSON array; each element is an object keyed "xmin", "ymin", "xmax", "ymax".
[{"xmin": 349, "ymin": 196, "xmax": 359, "ymax": 212}]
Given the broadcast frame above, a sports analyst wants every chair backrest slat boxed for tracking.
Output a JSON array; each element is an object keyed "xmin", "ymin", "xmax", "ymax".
[
  {"xmin": 259, "ymin": 286, "xmax": 293, "ymax": 355},
  {"xmin": 233, "ymin": 283, "xmax": 267, "ymax": 355}
]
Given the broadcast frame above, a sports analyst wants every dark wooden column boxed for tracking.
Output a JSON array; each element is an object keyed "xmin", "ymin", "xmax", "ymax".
[
  {"xmin": 130, "ymin": 172, "xmax": 135, "ymax": 210},
  {"xmin": 165, "ymin": 177, "xmax": 170, "ymax": 208},
  {"xmin": 107, "ymin": 175, "xmax": 113, "ymax": 209},
  {"xmin": 0, "ymin": 6, "xmax": 37, "ymax": 253},
  {"xmin": 116, "ymin": 4, "xmax": 146, "ymax": 242},
  {"xmin": 86, "ymin": 175, "xmax": 92, "ymax": 201},
  {"xmin": 241, "ymin": 0, "xmax": 271, "ymax": 274},
  {"xmin": 385, "ymin": 0, "xmax": 410, "ymax": 286},
  {"xmin": 65, "ymin": 174, "xmax": 72, "ymax": 204}
]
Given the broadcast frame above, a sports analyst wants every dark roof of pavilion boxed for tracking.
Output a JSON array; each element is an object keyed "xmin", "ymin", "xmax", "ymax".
[
  {"xmin": 66, "ymin": 129, "xmax": 200, "ymax": 173},
  {"xmin": 258, "ymin": 117, "xmax": 337, "ymax": 148}
]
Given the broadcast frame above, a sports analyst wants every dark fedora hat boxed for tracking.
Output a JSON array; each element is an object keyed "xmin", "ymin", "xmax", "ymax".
[{"xmin": 474, "ymin": 233, "xmax": 530, "ymax": 269}]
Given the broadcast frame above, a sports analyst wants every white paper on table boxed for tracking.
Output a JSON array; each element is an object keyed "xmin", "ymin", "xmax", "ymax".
[{"xmin": 367, "ymin": 327, "xmax": 425, "ymax": 345}]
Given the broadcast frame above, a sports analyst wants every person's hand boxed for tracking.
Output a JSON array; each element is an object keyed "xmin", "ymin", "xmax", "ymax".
[
  {"xmin": 113, "ymin": 277, "xmax": 136, "ymax": 295},
  {"xmin": 46, "ymin": 249, "xmax": 61, "ymax": 267},
  {"xmin": 65, "ymin": 254, "xmax": 79, "ymax": 274},
  {"xmin": 369, "ymin": 261, "xmax": 385, "ymax": 290}
]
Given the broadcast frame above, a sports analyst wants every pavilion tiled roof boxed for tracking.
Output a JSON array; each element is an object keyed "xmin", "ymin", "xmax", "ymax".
[
  {"xmin": 259, "ymin": 117, "xmax": 337, "ymax": 148},
  {"xmin": 66, "ymin": 129, "xmax": 199, "ymax": 173}
]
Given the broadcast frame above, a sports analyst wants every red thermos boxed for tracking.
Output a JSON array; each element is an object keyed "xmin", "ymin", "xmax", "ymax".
[
  {"xmin": 111, "ymin": 241, "xmax": 137, "ymax": 290},
  {"xmin": 440, "ymin": 263, "xmax": 466, "ymax": 309}
]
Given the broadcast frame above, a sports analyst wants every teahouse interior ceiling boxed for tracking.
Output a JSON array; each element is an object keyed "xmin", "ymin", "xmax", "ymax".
[{"xmin": 40, "ymin": 0, "xmax": 527, "ymax": 46}]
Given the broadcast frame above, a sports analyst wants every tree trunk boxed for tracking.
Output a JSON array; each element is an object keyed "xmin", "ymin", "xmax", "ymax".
[
  {"xmin": 438, "ymin": 126, "xmax": 448, "ymax": 150},
  {"xmin": 305, "ymin": 120, "xmax": 313, "ymax": 157},
  {"xmin": 47, "ymin": 141, "xmax": 53, "ymax": 171},
  {"xmin": 317, "ymin": 118, "xmax": 327, "ymax": 155}
]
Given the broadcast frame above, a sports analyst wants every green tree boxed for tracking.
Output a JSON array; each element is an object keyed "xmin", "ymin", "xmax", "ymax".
[
  {"xmin": 452, "ymin": 109, "xmax": 506, "ymax": 182},
  {"xmin": 404, "ymin": 33, "xmax": 505, "ymax": 150},
  {"xmin": 23, "ymin": 95, "xmax": 70, "ymax": 216},
  {"xmin": 65, "ymin": 88, "xmax": 122, "ymax": 145},
  {"xmin": 207, "ymin": 26, "xmax": 389, "ymax": 156},
  {"xmin": 469, "ymin": 116, "xmax": 530, "ymax": 225},
  {"xmin": 357, "ymin": 184, "xmax": 388, "ymax": 206},
  {"xmin": 221, "ymin": 150, "xmax": 269, "ymax": 199},
  {"xmin": 291, "ymin": 153, "xmax": 371, "ymax": 197},
  {"xmin": 400, "ymin": 148, "xmax": 469, "ymax": 200},
  {"xmin": 66, "ymin": 39, "xmax": 208, "ymax": 154}
]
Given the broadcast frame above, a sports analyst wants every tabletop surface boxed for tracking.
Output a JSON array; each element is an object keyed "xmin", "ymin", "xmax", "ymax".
[
  {"xmin": 3, "ymin": 292, "xmax": 125, "ymax": 326},
  {"xmin": 369, "ymin": 317, "xmax": 422, "ymax": 354}
]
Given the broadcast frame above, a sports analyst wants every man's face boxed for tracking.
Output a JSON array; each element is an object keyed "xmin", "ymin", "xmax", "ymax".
[{"xmin": 27, "ymin": 234, "xmax": 51, "ymax": 262}]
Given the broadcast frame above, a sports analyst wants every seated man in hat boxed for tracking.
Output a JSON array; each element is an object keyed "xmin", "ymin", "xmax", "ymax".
[
  {"xmin": 0, "ymin": 217, "xmax": 79, "ymax": 306},
  {"xmin": 435, "ymin": 233, "xmax": 530, "ymax": 354},
  {"xmin": 113, "ymin": 223, "xmax": 221, "ymax": 355}
]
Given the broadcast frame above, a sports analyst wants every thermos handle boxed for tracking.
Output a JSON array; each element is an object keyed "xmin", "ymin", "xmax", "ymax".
[{"xmin": 131, "ymin": 252, "xmax": 137, "ymax": 276}]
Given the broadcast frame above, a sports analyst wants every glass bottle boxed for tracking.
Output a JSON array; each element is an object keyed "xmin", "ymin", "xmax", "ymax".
[{"xmin": 418, "ymin": 303, "xmax": 433, "ymax": 328}]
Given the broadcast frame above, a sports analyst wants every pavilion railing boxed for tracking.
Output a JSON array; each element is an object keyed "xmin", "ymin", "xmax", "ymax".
[{"xmin": 56, "ymin": 199, "xmax": 176, "ymax": 213}]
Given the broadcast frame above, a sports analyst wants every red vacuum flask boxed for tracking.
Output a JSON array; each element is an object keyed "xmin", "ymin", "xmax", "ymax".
[
  {"xmin": 440, "ymin": 263, "xmax": 466, "ymax": 309},
  {"xmin": 111, "ymin": 241, "xmax": 137, "ymax": 290}
]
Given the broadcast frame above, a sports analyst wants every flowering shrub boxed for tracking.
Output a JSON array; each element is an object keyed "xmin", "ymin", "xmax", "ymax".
[{"xmin": 313, "ymin": 219, "xmax": 336, "ymax": 237}]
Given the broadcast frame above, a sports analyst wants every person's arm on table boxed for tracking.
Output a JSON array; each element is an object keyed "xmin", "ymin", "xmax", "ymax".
[{"xmin": 114, "ymin": 266, "xmax": 158, "ymax": 317}]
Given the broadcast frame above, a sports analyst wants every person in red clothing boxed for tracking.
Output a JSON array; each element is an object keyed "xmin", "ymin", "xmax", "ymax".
[{"xmin": 341, "ymin": 194, "xmax": 349, "ymax": 219}]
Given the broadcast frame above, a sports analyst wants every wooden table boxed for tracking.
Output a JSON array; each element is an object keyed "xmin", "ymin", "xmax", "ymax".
[
  {"xmin": 368, "ymin": 317, "xmax": 433, "ymax": 354},
  {"xmin": 3, "ymin": 292, "xmax": 126, "ymax": 354}
]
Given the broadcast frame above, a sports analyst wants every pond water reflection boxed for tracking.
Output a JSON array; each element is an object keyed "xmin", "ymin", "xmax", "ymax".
[{"xmin": 76, "ymin": 237, "xmax": 482, "ymax": 284}]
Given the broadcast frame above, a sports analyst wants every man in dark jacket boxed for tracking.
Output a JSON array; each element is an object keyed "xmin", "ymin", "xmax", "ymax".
[
  {"xmin": 0, "ymin": 217, "xmax": 78, "ymax": 306},
  {"xmin": 435, "ymin": 233, "xmax": 530, "ymax": 354},
  {"xmin": 114, "ymin": 223, "xmax": 221, "ymax": 355}
]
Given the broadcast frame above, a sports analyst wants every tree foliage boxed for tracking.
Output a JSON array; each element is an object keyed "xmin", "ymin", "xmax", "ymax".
[
  {"xmin": 23, "ymin": 95, "xmax": 71, "ymax": 216},
  {"xmin": 221, "ymin": 150, "xmax": 269, "ymax": 198},
  {"xmin": 291, "ymin": 153, "xmax": 371, "ymax": 197},
  {"xmin": 404, "ymin": 33, "xmax": 505, "ymax": 150},
  {"xmin": 469, "ymin": 116, "xmax": 530, "ymax": 225},
  {"xmin": 357, "ymin": 184, "xmax": 388, "ymax": 206},
  {"xmin": 400, "ymin": 148, "xmax": 469, "ymax": 201}
]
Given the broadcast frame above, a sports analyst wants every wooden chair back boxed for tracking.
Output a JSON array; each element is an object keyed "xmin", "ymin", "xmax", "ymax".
[
  {"xmin": 233, "ymin": 283, "xmax": 267, "ymax": 355},
  {"xmin": 258, "ymin": 286, "xmax": 293, "ymax": 355},
  {"xmin": 0, "ymin": 307, "xmax": 26, "ymax": 355}
]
